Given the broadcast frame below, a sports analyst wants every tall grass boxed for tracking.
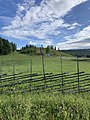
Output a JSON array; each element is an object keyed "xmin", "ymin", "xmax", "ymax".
[{"xmin": 0, "ymin": 93, "xmax": 90, "ymax": 120}]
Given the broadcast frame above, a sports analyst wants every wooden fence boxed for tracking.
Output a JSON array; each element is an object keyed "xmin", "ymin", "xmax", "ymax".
[{"xmin": 0, "ymin": 71, "xmax": 90, "ymax": 94}]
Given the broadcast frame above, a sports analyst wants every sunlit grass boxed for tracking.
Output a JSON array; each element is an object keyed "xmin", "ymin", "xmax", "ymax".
[
  {"xmin": 0, "ymin": 93, "xmax": 90, "ymax": 120},
  {"xmin": 0, "ymin": 52, "xmax": 90, "ymax": 75},
  {"xmin": 0, "ymin": 52, "xmax": 90, "ymax": 120}
]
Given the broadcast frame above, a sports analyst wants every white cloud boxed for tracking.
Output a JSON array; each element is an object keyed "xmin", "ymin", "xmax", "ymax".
[
  {"xmin": 66, "ymin": 25, "xmax": 90, "ymax": 42},
  {"xmin": 67, "ymin": 22, "xmax": 81, "ymax": 30},
  {"xmin": 28, "ymin": 39, "xmax": 53, "ymax": 47},
  {"xmin": 0, "ymin": 0, "xmax": 88, "ymax": 47},
  {"xmin": 36, "ymin": 39, "xmax": 54, "ymax": 47},
  {"xmin": 57, "ymin": 25, "xmax": 90, "ymax": 49},
  {"xmin": 29, "ymin": 40, "xmax": 36, "ymax": 45},
  {"xmin": 57, "ymin": 40, "xmax": 90, "ymax": 50},
  {"xmin": 18, "ymin": 4, "xmax": 25, "ymax": 12}
]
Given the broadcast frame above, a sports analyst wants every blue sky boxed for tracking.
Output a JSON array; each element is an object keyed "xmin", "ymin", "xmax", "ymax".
[{"xmin": 0, "ymin": 0, "xmax": 90, "ymax": 49}]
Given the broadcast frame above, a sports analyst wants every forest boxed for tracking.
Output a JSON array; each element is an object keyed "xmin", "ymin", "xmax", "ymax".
[{"xmin": 0, "ymin": 37, "xmax": 16, "ymax": 55}]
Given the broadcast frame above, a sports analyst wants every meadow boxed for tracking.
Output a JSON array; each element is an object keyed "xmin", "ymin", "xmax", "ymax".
[
  {"xmin": 0, "ymin": 52, "xmax": 90, "ymax": 75},
  {"xmin": 0, "ymin": 52, "xmax": 90, "ymax": 120}
]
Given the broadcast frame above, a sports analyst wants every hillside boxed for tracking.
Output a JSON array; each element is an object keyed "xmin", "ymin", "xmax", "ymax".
[
  {"xmin": 61, "ymin": 49, "xmax": 90, "ymax": 57},
  {"xmin": 19, "ymin": 45, "xmax": 71, "ymax": 57}
]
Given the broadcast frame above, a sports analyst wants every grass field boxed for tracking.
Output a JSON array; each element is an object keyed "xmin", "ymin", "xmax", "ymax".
[
  {"xmin": 0, "ymin": 52, "xmax": 90, "ymax": 120},
  {"xmin": 0, "ymin": 93, "xmax": 90, "ymax": 120},
  {"xmin": 0, "ymin": 52, "xmax": 90, "ymax": 75}
]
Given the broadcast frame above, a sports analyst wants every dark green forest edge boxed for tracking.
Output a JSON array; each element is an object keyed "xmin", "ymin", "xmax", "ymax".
[
  {"xmin": 0, "ymin": 37, "xmax": 16, "ymax": 55},
  {"xmin": 61, "ymin": 49, "xmax": 90, "ymax": 58},
  {"xmin": 0, "ymin": 37, "xmax": 69, "ymax": 56},
  {"xmin": 0, "ymin": 37, "xmax": 90, "ymax": 57}
]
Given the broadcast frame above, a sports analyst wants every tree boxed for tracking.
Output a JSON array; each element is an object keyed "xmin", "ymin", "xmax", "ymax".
[
  {"xmin": 51, "ymin": 45, "xmax": 53, "ymax": 49},
  {"xmin": 11, "ymin": 42, "xmax": 16, "ymax": 52},
  {"xmin": 0, "ymin": 39, "xmax": 3, "ymax": 54},
  {"xmin": 26, "ymin": 45, "xmax": 28, "ymax": 48},
  {"xmin": 46, "ymin": 45, "xmax": 50, "ymax": 54},
  {"xmin": 54, "ymin": 46, "xmax": 56, "ymax": 50},
  {"xmin": 2, "ymin": 39, "xmax": 12, "ymax": 54},
  {"xmin": 58, "ymin": 48, "xmax": 60, "ymax": 51},
  {"xmin": 0, "ymin": 37, "xmax": 16, "ymax": 55},
  {"xmin": 34, "ymin": 46, "xmax": 36, "ymax": 55}
]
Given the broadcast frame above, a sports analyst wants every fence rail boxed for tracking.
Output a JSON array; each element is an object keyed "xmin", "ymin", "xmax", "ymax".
[{"xmin": 0, "ymin": 71, "xmax": 90, "ymax": 94}]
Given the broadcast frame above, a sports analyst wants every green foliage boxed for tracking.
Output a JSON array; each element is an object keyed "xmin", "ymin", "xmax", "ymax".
[
  {"xmin": 20, "ymin": 45, "xmax": 71, "ymax": 57},
  {"xmin": 0, "ymin": 93, "xmax": 90, "ymax": 120},
  {"xmin": 0, "ymin": 37, "xmax": 16, "ymax": 55},
  {"xmin": 46, "ymin": 45, "xmax": 50, "ymax": 54},
  {"xmin": 11, "ymin": 42, "xmax": 16, "ymax": 52},
  {"xmin": 20, "ymin": 45, "xmax": 38, "ymax": 55}
]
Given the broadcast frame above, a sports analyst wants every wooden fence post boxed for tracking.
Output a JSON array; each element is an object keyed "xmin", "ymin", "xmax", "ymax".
[
  {"xmin": 60, "ymin": 55, "xmax": 64, "ymax": 93},
  {"xmin": 29, "ymin": 55, "xmax": 32, "ymax": 93},
  {"xmin": 0, "ymin": 61, "xmax": 2, "ymax": 91},
  {"xmin": 40, "ymin": 45, "xmax": 46, "ymax": 80},
  {"xmin": 40, "ymin": 45, "xmax": 47, "ymax": 91},
  {"xmin": 30, "ymin": 58, "xmax": 32, "ymax": 75},
  {"xmin": 77, "ymin": 56, "xmax": 80, "ymax": 92},
  {"xmin": 0, "ymin": 56, "xmax": 3, "ymax": 76},
  {"xmin": 0, "ymin": 59, "xmax": 3, "ymax": 88},
  {"xmin": 13, "ymin": 60, "xmax": 16, "ymax": 94}
]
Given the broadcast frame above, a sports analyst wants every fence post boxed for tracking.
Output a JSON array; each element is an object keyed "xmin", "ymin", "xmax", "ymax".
[
  {"xmin": 60, "ymin": 55, "xmax": 64, "ymax": 93},
  {"xmin": 40, "ymin": 45, "xmax": 46, "ymax": 80},
  {"xmin": 77, "ymin": 56, "xmax": 80, "ymax": 92},
  {"xmin": 29, "ymin": 54, "xmax": 32, "ymax": 93},
  {"xmin": 30, "ymin": 58, "xmax": 32, "ymax": 75},
  {"xmin": 40, "ymin": 45, "xmax": 47, "ymax": 91},
  {"xmin": 0, "ymin": 58, "xmax": 3, "ymax": 83},
  {"xmin": 13, "ymin": 60, "xmax": 16, "ymax": 94},
  {"xmin": 0, "ymin": 57, "xmax": 6, "ymax": 94},
  {"xmin": 0, "ymin": 60, "xmax": 2, "ymax": 92},
  {"xmin": 0, "ymin": 56, "xmax": 3, "ymax": 76}
]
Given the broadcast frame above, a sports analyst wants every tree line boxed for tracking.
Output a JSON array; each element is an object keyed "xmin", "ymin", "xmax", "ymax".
[
  {"xmin": 19, "ymin": 44, "xmax": 60, "ymax": 56},
  {"xmin": 20, "ymin": 45, "xmax": 54, "ymax": 55},
  {"xmin": 0, "ymin": 37, "xmax": 16, "ymax": 55}
]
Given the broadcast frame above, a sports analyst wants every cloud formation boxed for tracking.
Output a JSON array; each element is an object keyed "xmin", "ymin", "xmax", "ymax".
[
  {"xmin": 57, "ymin": 25, "xmax": 90, "ymax": 49},
  {"xmin": 0, "ymin": 0, "xmax": 89, "ymax": 49}
]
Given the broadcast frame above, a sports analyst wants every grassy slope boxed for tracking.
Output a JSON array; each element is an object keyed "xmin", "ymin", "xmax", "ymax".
[
  {"xmin": 61, "ymin": 49, "xmax": 90, "ymax": 57},
  {"xmin": 20, "ymin": 46, "xmax": 72, "ymax": 57},
  {"xmin": 0, "ymin": 52, "xmax": 90, "ymax": 74}
]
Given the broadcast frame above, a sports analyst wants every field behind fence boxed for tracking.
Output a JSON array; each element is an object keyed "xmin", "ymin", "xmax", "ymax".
[
  {"xmin": 0, "ymin": 71, "xmax": 90, "ymax": 94},
  {"xmin": 0, "ymin": 53, "xmax": 90, "ymax": 94}
]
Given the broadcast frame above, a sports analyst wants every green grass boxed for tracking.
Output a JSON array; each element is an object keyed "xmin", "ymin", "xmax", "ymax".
[
  {"xmin": 0, "ymin": 93, "xmax": 90, "ymax": 120},
  {"xmin": 0, "ymin": 53, "xmax": 90, "ymax": 120},
  {"xmin": 0, "ymin": 52, "xmax": 90, "ymax": 75}
]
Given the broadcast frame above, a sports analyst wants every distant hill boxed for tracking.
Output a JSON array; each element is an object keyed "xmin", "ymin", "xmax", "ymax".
[
  {"xmin": 19, "ymin": 45, "xmax": 71, "ymax": 57},
  {"xmin": 61, "ymin": 49, "xmax": 90, "ymax": 57}
]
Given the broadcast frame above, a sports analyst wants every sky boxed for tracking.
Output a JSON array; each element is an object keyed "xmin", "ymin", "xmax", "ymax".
[{"xmin": 0, "ymin": 0, "xmax": 90, "ymax": 50}]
